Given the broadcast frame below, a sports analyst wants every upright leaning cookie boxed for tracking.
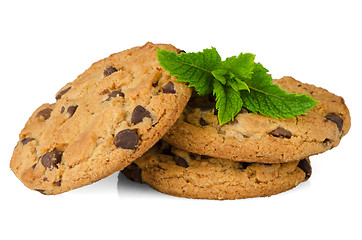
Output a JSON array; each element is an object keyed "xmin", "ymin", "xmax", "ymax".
[
  {"xmin": 163, "ymin": 77, "xmax": 351, "ymax": 163},
  {"xmin": 10, "ymin": 42, "xmax": 191, "ymax": 194},
  {"xmin": 122, "ymin": 141, "xmax": 311, "ymax": 200}
]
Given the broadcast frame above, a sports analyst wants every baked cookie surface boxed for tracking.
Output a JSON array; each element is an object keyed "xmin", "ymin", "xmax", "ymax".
[
  {"xmin": 10, "ymin": 42, "xmax": 191, "ymax": 194},
  {"xmin": 122, "ymin": 141, "xmax": 311, "ymax": 200},
  {"xmin": 163, "ymin": 76, "xmax": 351, "ymax": 163}
]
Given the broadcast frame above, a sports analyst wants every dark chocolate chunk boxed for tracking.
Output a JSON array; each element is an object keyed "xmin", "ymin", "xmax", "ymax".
[
  {"xmin": 105, "ymin": 90, "xmax": 124, "ymax": 101},
  {"xmin": 54, "ymin": 180, "xmax": 61, "ymax": 186},
  {"xmin": 323, "ymin": 138, "xmax": 332, "ymax": 146},
  {"xmin": 36, "ymin": 108, "xmax": 53, "ymax": 120},
  {"xmin": 61, "ymin": 106, "xmax": 65, "ymax": 113},
  {"xmin": 113, "ymin": 129, "xmax": 139, "ymax": 150},
  {"xmin": 121, "ymin": 163, "xmax": 142, "ymax": 183},
  {"xmin": 56, "ymin": 86, "xmax": 71, "ymax": 100},
  {"xmin": 162, "ymin": 81, "xmax": 176, "ymax": 94},
  {"xmin": 100, "ymin": 89, "xmax": 110, "ymax": 95},
  {"xmin": 20, "ymin": 137, "xmax": 35, "ymax": 145},
  {"xmin": 35, "ymin": 189, "xmax": 46, "ymax": 194},
  {"xmin": 131, "ymin": 105, "xmax": 151, "ymax": 124},
  {"xmin": 41, "ymin": 150, "xmax": 63, "ymax": 169},
  {"xmin": 326, "ymin": 114, "xmax": 343, "ymax": 132},
  {"xmin": 174, "ymin": 155, "xmax": 189, "ymax": 168},
  {"xmin": 103, "ymin": 65, "xmax": 118, "ymax": 77},
  {"xmin": 109, "ymin": 90, "xmax": 124, "ymax": 98},
  {"xmin": 199, "ymin": 117, "xmax": 209, "ymax": 126},
  {"xmin": 269, "ymin": 127, "xmax": 292, "ymax": 139},
  {"xmin": 297, "ymin": 159, "xmax": 312, "ymax": 180},
  {"xmin": 67, "ymin": 105, "xmax": 78, "ymax": 118}
]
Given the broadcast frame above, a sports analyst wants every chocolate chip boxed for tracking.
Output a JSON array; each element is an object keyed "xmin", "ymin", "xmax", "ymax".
[
  {"xmin": 36, "ymin": 108, "xmax": 52, "ymax": 120},
  {"xmin": 100, "ymin": 89, "xmax": 110, "ymax": 95},
  {"xmin": 109, "ymin": 90, "xmax": 124, "ymax": 98},
  {"xmin": 174, "ymin": 155, "xmax": 189, "ymax": 168},
  {"xmin": 323, "ymin": 138, "xmax": 332, "ymax": 146},
  {"xmin": 103, "ymin": 65, "xmax": 118, "ymax": 77},
  {"xmin": 199, "ymin": 117, "xmax": 209, "ymax": 126},
  {"xmin": 67, "ymin": 105, "xmax": 78, "ymax": 118},
  {"xmin": 35, "ymin": 189, "xmax": 45, "ymax": 194},
  {"xmin": 54, "ymin": 180, "xmax": 61, "ymax": 186},
  {"xmin": 131, "ymin": 105, "xmax": 151, "ymax": 124},
  {"xmin": 61, "ymin": 106, "xmax": 65, "ymax": 113},
  {"xmin": 269, "ymin": 127, "xmax": 292, "ymax": 139},
  {"xmin": 297, "ymin": 159, "xmax": 312, "ymax": 180},
  {"xmin": 113, "ymin": 129, "xmax": 139, "ymax": 150},
  {"xmin": 20, "ymin": 137, "xmax": 35, "ymax": 145},
  {"xmin": 41, "ymin": 150, "xmax": 63, "ymax": 169},
  {"xmin": 121, "ymin": 163, "xmax": 142, "ymax": 183},
  {"xmin": 56, "ymin": 86, "xmax": 71, "ymax": 100},
  {"xmin": 105, "ymin": 90, "xmax": 124, "ymax": 101},
  {"xmin": 326, "ymin": 114, "xmax": 343, "ymax": 132},
  {"xmin": 162, "ymin": 81, "xmax": 176, "ymax": 94}
]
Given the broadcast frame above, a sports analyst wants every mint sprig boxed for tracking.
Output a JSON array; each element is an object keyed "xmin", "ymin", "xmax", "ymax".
[{"xmin": 156, "ymin": 48, "xmax": 319, "ymax": 125}]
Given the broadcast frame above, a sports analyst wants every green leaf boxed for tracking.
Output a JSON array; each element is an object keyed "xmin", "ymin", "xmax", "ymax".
[
  {"xmin": 213, "ymin": 79, "xmax": 243, "ymax": 125},
  {"xmin": 219, "ymin": 53, "xmax": 256, "ymax": 80},
  {"xmin": 157, "ymin": 47, "xmax": 319, "ymax": 124},
  {"xmin": 226, "ymin": 77, "xmax": 250, "ymax": 92},
  {"xmin": 212, "ymin": 69, "xmax": 228, "ymax": 84},
  {"xmin": 240, "ymin": 63, "xmax": 319, "ymax": 118},
  {"xmin": 156, "ymin": 48, "xmax": 221, "ymax": 95}
]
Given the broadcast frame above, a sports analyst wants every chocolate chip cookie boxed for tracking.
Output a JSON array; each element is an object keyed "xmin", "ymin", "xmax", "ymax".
[
  {"xmin": 122, "ymin": 141, "xmax": 311, "ymax": 200},
  {"xmin": 10, "ymin": 42, "xmax": 191, "ymax": 194},
  {"xmin": 163, "ymin": 76, "xmax": 351, "ymax": 163}
]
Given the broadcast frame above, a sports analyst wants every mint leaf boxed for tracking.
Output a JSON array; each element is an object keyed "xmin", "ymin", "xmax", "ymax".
[
  {"xmin": 156, "ymin": 48, "xmax": 221, "ymax": 95},
  {"xmin": 213, "ymin": 80, "xmax": 243, "ymax": 125},
  {"xmin": 156, "ymin": 47, "xmax": 319, "ymax": 125},
  {"xmin": 226, "ymin": 77, "xmax": 250, "ymax": 92},
  {"xmin": 240, "ymin": 63, "xmax": 319, "ymax": 118},
  {"xmin": 216, "ymin": 53, "xmax": 255, "ymax": 80}
]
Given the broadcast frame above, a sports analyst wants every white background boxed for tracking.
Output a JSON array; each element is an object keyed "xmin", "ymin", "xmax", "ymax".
[{"xmin": 1, "ymin": 1, "xmax": 361, "ymax": 239}]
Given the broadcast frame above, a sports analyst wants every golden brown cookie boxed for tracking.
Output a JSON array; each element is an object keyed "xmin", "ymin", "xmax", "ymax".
[
  {"xmin": 163, "ymin": 76, "xmax": 351, "ymax": 163},
  {"xmin": 10, "ymin": 42, "xmax": 191, "ymax": 195},
  {"xmin": 122, "ymin": 141, "xmax": 311, "ymax": 200}
]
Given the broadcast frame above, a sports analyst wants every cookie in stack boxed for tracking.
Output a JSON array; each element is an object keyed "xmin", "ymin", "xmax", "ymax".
[
  {"xmin": 10, "ymin": 42, "xmax": 192, "ymax": 195},
  {"xmin": 122, "ymin": 76, "xmax": 350, "ymax": 199}
]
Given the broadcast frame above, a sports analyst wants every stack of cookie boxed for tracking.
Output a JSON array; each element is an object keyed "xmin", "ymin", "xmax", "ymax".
[
  {"xmin": 122, "ymin": 77, "xmax": 350, "ymax": 199},
  {"xmin": 10, "ymin": 43, "xmax": 350, "ymax": 199}
]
